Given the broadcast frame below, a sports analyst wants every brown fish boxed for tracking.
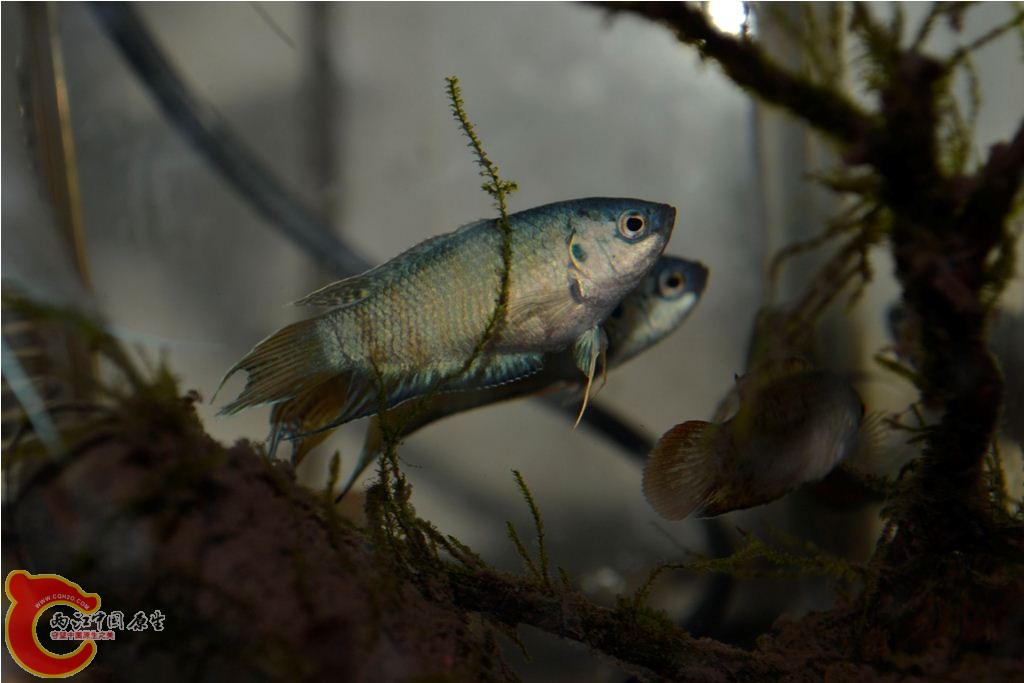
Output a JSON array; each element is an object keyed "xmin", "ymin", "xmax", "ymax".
[{"xmin": 643, "ymin": 360, "xmax": 865, "ymax": 519}]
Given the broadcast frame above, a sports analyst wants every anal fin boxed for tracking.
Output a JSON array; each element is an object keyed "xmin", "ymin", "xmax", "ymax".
[
  {"xmin": 330, "ymin": 352, "xmax": 545, "ymax": 502},
  {"xmin": 459, "ymin": 352, "xmax": 545, "ymax": 392},
  {"xmin": 268, "ymin": 376, "xmax": 350, "ymax": 463}
]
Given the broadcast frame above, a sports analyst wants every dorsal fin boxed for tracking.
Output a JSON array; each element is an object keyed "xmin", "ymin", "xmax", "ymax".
[
  {"xmin": 292, "ymin": 219, "xmax": 494, "ymax": 309},
  {"xmin": 734, "ymin": 357, "xmax": 814, "ymax": 401},
  {"xmin": 215, "ymin": 317, "xmax": 335, "ymax": 415},
  {"xmin": 292, "ymin": 273, "xmax": 378, "ymax": 308}
]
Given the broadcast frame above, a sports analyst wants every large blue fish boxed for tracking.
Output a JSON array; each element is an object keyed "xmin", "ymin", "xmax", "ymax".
[{"xmin": 217, "ymin": 198, "xmax": 676, "ymax": 434}]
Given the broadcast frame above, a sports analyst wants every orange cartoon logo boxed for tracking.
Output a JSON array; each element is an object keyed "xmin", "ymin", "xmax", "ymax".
[{"xmin": 4, "ymin": 570, "xmax": 100, "ymax": 678}]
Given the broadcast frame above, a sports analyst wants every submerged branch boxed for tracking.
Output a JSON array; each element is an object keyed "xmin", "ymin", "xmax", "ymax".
[
  {"xmin": 946, "ymin": 7, "xmax": 1024, "ymax": 69},
  {"xmin": 608, "ymin": 0, "xmax": 1024, "ymax": 547},
  {"xmin": 958, "ymin": 116, "xmax": 1024, "ymax": 249},
  {"xmin": 599, "ymin": 1, "xmax": 875, "ymax": 145},
  {"xmin": 546, "ymin": 396, "xmax": 654, "ymax": 462},
  {"xmin": 9, "ymin": 302, "xmax": 1021, "ymax": 681},
  {"xmin": 448, "ymin": 568, "xmax": 773, "ymax": 681},
  {"xmin": 90, "ymin": 2, "xmax": 371, "ymax": 278}
]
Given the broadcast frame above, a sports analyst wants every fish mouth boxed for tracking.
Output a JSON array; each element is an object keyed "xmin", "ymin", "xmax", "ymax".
[
  {"xmin": 654, "ymin": 204, "xmax": 677, "ymax": 238},
  {"xmin": 686, "ymin": 261, "xmax": 709, "ymax": 295}
]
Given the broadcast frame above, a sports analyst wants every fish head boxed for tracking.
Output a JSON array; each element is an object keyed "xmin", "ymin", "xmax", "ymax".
[
  {"xmin": 605, "ymin": 256, "xmax": 708, "ymax": 366},
  {"xmin": 565, "ymin": 198, "xmax": 676, "ymax": 308}
]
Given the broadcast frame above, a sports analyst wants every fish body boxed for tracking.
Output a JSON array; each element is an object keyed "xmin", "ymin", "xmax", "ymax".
[
  {"xmin": 218, "ymin": 198, "xmax": 675, "ymax": 434},
  {"xmin": 643, "ymin": 360, "xmax": 863, "ymax": 519},
  {"xmin": 340, "ymin": 256, "xmax": 709, "ymax": 493}
]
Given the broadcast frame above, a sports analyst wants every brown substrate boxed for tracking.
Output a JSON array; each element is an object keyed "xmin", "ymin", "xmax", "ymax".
[
  {"xmin": 5, "ymin": 390, "xmax": 1022, "ymax": 682},
  {"xmin": 5, "ymin": 394, "xmax": 502, "ymax": 683}
]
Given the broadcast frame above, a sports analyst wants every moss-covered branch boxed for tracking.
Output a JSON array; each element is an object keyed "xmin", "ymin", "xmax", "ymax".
[
  {"xmin": 6, "ymin": 294, "xmax": 1022, "ymax": 681},
  {"xmin": 604, "ymin": 0, "xmax": 1024, "ymax": 546},
  {"xmin": 599, "ymin": 1, "xmax": 875, "ymax": 145},
  {"xmin": 447, "ymin": 568, "xmax": 773, "ymax": 682}
]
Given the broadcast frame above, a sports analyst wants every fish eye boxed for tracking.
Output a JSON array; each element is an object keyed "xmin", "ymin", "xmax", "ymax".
[
  {"xmin": 618, "ymin": 213, "xmax": 646, "ymax": 240},
  {"xmin": 610, "ymin": 304, "xmax": 625, "ymax": 320},
  {"xmin": 658, "ymin": 269, "xmax": 686, "ymax": 297}
]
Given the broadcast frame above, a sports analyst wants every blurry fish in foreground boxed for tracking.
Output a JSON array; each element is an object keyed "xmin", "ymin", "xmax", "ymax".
[
  {"xmin": 329, "ymin": 256, "xmax": 709, "ymax": 495},
  {"xmin": 643, "ymin": 359, "xmax": 865, "ymax": 519},
  {"xmin": 217, "ymin": 198, "xmax": 675, "ymax": 438}
]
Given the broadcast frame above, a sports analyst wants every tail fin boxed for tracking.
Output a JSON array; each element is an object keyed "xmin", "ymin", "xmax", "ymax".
[
  {"xmin": 216, "ymin": 318, "xmax": 336, "ymax": 415},
  {"xmin": 643, "ymin": 420, "xmax": 720, "ymax": 520}
]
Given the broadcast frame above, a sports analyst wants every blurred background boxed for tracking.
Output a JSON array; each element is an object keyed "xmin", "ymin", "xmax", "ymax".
[{"xmin": 3, "ymin": 2, "xmax": 1021, "ymax": 680}]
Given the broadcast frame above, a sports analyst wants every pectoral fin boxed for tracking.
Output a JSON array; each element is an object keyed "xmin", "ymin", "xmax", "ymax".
[
  {"xmin": 506, "ymin": 288, "xmax": 583, "ymax": 328},
  {"xmin": 571, "ymin": 325, "xmax": 608, "ymax": 429}
]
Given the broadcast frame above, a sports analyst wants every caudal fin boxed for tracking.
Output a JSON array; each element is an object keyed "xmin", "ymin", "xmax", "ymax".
[
  {"xmin": 643, "ymin": 420, "xmax": 720, "ymax": 520},
  {"xmin": 216, "ymin": 318, "xmax": 336, "ymax": 415}
]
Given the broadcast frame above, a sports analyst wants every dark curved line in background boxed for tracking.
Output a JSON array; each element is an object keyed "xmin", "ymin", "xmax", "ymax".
[
  {"xmin": 89, "ymin": 2, "xmax": 372, "ymax": 278},
  {"xmin": 89, "ymin": 1, "xmax": 736, "ymax": 639}
]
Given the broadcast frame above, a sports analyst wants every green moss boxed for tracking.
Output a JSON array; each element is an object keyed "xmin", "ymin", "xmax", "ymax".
[
  {"xmin": 360, "ymin": 78, "xmax": 530, "ymax": 592},
  {"xmin": 506, "ymin": 469, "xmax": 552, "ymax": 591},
  {"xmin": 634, "ymin": 528, "xmax": 864, "ymax": 610},
  {"xmin": 600, "ymin": 598, "xmax": 686, "ymax": 666}
]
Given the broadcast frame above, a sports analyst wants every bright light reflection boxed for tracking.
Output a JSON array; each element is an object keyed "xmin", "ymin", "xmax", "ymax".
[{"xmin": 707, "ymin": 0, "xmax": 749, "ymax": 36}]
